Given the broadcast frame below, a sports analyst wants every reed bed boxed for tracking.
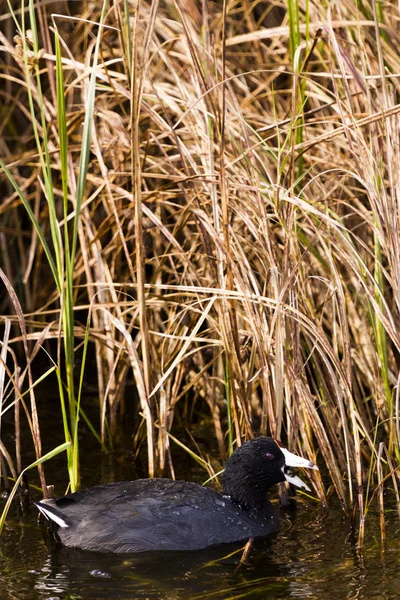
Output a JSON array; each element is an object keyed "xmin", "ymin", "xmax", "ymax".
[{"xmin": 1, "ymin": 0, "xmax": 400, "ymax": 546}]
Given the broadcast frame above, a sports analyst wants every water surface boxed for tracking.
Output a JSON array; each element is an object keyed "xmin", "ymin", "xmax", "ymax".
[{"xmin": 1, "ymin": 491, "xmax": 400, "ymax": 600}]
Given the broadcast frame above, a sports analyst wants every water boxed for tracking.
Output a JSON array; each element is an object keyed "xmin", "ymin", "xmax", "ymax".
[{"xmin": 2, "ymin": 490, "xmax": 400, "ymax": 600}]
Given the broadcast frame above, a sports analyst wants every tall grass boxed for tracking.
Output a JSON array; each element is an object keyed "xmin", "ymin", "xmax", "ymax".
[
  {"xmin": 1, "ymin": 0, "xmax": 110, "ymax": 494},
  {"xmin": 1, "ymin": 0, "xmax": 400, "ymax": 546}
]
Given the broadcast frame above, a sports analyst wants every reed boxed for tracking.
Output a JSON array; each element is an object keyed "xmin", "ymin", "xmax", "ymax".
[
  {"xmin": 1, "ymin": 0, "xmax": 400, "ymax": 546},
  {"xmin": 2, "ymin": 0, "xmax": 110, "ymax": 494}
]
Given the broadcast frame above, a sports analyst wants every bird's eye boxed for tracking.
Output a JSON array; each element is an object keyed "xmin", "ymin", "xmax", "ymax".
[{"xmin": 265, "ymin": 452, "xmax": 274, "ymax": 460}]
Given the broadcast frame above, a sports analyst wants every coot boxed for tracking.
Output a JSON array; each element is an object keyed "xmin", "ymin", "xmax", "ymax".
[{"xmin": 35, "ymin": 437, "xmax": 317, "ymax": 553}]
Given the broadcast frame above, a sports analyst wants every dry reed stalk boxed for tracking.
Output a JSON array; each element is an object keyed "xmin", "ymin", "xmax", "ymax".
[
  {"xmin": 0, "ymin": 269, "xmax": 46, "ymax": 495},
  {"xmin": 130, "ymin": 0, "xmax": 159, "ymax": 476},
  {"xmin": 0, "ymin": 318, "xmax": 11, "ymax": 491},
  {"xmin": 383, "ymin": 444, "xmax": 400, "ymax": 521},
  {"xmin": 377, "ymin": 442, "xmax": 386, "ymax": 544},
  {"xmin": 235, "ymin": 537, "xmax": 254, "ymax": 572}
]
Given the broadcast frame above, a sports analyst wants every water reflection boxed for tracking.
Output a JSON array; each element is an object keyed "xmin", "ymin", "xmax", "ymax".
[{"xmin": 32, "ymin": 538, "xmax": 284, "ymax": 600}]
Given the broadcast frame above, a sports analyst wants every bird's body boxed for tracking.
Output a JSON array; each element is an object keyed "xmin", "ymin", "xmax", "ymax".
[
  {"xmin": 37, "ymin": 479, "xmax": 278, "ymax": 552},
  {"xmin": 36, "ymin": 437, "xmax": 318, "ymax": 553}
]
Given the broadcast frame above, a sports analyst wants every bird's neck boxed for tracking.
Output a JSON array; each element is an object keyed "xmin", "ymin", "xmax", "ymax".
[{"xmin": 223, "ymin": 477, "xmax": 270, "ymax": 512}]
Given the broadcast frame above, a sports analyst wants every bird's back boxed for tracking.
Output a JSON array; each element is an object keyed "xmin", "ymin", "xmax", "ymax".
[{"xmin": 37, "ymin": 479, "xmax": 278, "ymax": 552}]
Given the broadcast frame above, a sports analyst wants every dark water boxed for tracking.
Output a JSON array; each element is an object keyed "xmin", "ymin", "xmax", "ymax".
[{"xmin": 2, "ymin": 490, "xmax": 400, "ymax": 599}]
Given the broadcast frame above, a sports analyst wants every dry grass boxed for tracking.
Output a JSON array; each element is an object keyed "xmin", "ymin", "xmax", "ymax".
[{"xmin": 1, "ymin": 0, "xmax": 400, "ymax": 545}]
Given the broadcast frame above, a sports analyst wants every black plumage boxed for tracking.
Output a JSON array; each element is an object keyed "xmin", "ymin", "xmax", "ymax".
[{"xmin": 36, "ymin": 437, "xmax": 317, "ymax": 553}]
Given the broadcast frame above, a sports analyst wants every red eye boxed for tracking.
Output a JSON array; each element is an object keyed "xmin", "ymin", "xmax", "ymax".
[{"xmin": 265, "ymin": 452, "xmax": 274, "ymax": 460}]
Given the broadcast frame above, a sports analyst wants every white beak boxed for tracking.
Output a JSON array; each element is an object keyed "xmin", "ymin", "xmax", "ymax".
[{"xmin": 280, "ymin": 447, "xmax": 318, "ymax": 492}]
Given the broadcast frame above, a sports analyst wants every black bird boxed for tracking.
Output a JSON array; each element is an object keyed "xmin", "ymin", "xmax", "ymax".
[{"xmin": 35, "ymin": 437, "xmax": 318, "ymax": 553}]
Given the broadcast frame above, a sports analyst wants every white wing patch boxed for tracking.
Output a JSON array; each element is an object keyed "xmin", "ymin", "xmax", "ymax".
[{"xmin": 35, "ymin": 502, "xmax": 69, "ymax": 528}]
